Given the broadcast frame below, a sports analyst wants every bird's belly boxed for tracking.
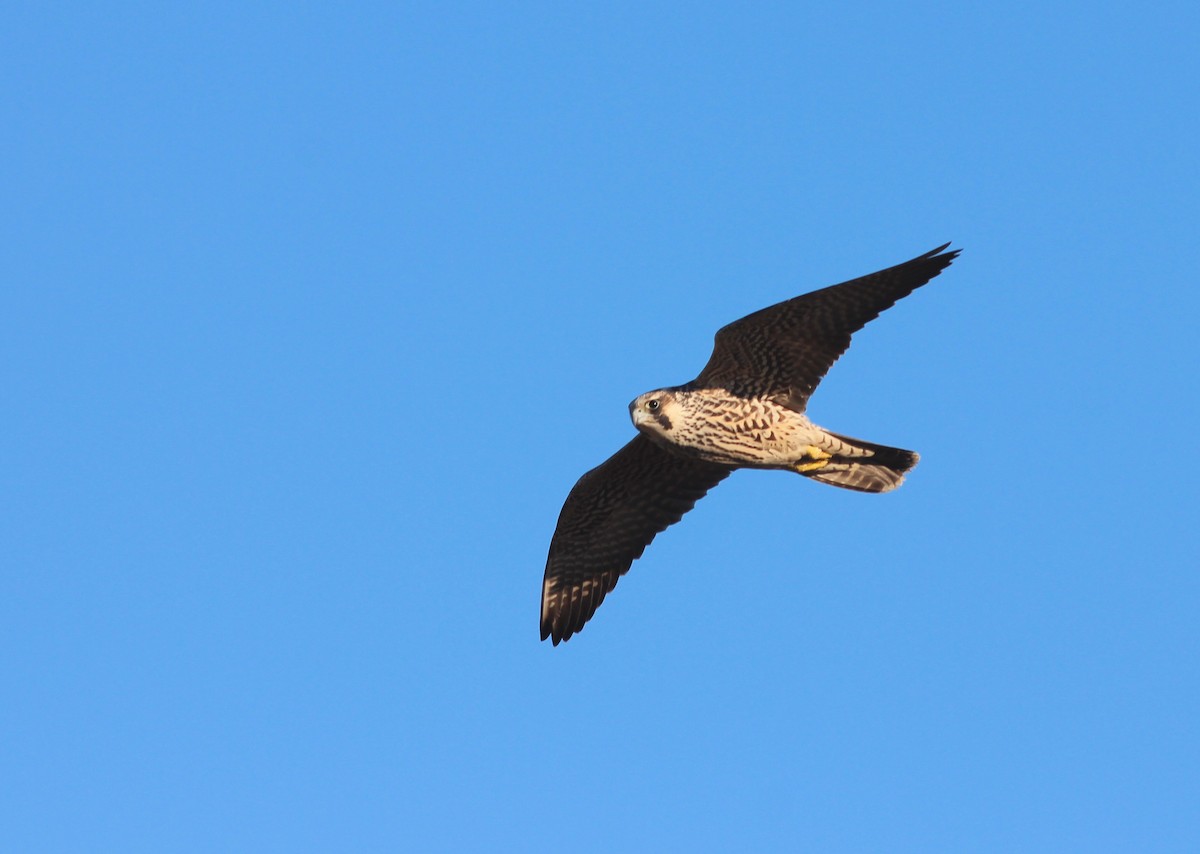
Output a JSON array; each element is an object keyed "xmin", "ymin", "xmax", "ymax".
[{"xmin": 672, "ymin": 407, "xmax": 814, "ymax": 468}]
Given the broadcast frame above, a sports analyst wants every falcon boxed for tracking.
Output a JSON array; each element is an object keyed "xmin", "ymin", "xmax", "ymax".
[{"xmin": 541, "ymin": 243, "xmax": 960, "ymax": 644}]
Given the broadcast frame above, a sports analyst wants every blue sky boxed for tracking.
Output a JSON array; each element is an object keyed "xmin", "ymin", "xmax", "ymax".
[{"xmin": 3, "ymin": 3, "xmax": 1198, "ymax": 851}]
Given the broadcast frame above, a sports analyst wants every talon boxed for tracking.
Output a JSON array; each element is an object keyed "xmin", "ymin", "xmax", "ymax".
[{"xmin": 793, "ymin": 445, "xmax": 832, "ymax": 473}]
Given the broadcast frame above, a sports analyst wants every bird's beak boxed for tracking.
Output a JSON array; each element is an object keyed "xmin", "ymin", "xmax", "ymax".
[{"xmin": 628, "ymin": 399, "xmax": 645, "ymax": 428}]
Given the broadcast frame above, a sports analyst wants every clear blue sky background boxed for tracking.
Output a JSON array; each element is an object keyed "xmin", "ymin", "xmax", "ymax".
[{"xmin": 4, "ymin": 3, "xmax": 1198, "ymax": 851}]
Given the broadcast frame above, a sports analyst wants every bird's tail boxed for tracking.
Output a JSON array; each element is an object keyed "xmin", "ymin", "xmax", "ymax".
[{"xmin": 794, "ymin": 431, "xmax": 919, "ymax": 494}]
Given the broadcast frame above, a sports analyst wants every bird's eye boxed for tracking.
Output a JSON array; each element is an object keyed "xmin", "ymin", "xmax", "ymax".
[{"xmin": 646, "ymin": 399, "xmax": 660, "ymax": 411}]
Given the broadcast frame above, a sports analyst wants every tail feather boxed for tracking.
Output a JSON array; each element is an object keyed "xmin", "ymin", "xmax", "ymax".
[{"xmin": 803, "ymin": 431, "xmax": 919, "ymax": 494}]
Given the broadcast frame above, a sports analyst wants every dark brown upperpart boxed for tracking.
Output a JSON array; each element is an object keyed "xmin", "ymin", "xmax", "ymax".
[{"xmin": 691, "ymin": 243, "xmax": 959, "ymax": 406}]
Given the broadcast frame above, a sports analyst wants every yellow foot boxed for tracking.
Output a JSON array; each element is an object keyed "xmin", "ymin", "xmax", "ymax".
[{"xmin": 793, "ymin": 445, "xmax": 832, "ymax": 473}]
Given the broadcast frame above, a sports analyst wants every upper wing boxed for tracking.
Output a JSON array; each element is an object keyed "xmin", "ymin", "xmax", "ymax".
[
  {"xmin": 694, "ymin": 244, "xmax": 960, "ymax": 405},
  {"xmin": 541, "ymin": 435, "xmax": 733, "ymax": 645}
]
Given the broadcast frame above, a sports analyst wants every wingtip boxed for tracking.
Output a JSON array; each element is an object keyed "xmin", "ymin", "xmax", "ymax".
[
  {"xmin": 540, "ymin": 612, "xmax": 560, "ymax": 644},
  {"xmin": 540, "ymin": 615, "xmax": 570, "ymax": 645},
  {"xmin": 926, "ymin": 242, "xmax": 961, "ymax": 261}
]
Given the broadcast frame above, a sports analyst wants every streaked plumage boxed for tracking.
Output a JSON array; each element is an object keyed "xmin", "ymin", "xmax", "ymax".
[{"xmin": 541, "ymin": 243, "xmax": 961, "ymax": 644}]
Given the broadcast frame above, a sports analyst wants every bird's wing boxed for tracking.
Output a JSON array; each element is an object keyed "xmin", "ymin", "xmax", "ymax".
[
  {"xmin": 541, "ymin": 435, "xmax": 733, "ymax": 644},
  {"xmin": 694, "ymin": 244, "xmax": 960, "ymax": 406}
]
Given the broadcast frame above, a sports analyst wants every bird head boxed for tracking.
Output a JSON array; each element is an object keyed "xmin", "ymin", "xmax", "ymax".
[{"xmin": 629, "ymin": 389, "xmax": 680, "ymax": 438}]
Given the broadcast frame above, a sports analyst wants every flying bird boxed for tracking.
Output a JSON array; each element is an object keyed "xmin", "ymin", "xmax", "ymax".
[{"xmin": 541, "ymin": 243, "xmax": 960, "ymax": 644}]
